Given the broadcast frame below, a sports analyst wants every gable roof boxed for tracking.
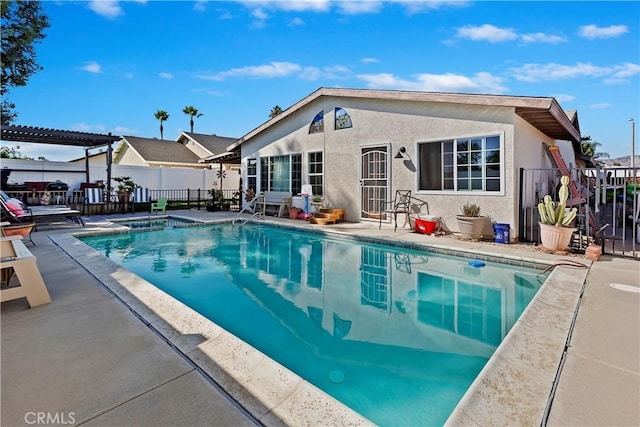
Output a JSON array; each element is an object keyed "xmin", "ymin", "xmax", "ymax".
[
  {"xmin": 179, "ymin": 132, "xmax": 238, "ymax": 155},
  {"xmin": 121, "ymin": 136, "xmax": 202, "ymax": 164},
  {"xmin": 228, "ymin": 87, "xmax": 582, "ymax": 151}
]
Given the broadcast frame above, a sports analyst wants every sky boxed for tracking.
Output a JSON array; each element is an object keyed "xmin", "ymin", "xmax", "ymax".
[{"xmin": 4, "ymin": 0, "xmax": 639, "ymax": 161}]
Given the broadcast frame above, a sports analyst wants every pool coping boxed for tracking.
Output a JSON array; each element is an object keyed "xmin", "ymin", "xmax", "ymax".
[{"xmin": 50, "ymin": 218, "xmax": 591, "ymax": 426}]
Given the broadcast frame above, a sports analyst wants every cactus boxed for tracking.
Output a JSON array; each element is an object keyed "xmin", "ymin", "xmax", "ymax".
[{"xmin": 538, "ymin": 175, "xmax": 577, "ymax": 227}]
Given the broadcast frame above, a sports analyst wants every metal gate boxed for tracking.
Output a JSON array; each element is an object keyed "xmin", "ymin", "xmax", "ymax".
[{"xmin": 520, "ymin": 166, "xmax": 639, "ymax": 258}]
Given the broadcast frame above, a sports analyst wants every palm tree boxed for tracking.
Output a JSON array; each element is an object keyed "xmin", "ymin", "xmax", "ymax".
[
  {"xmin": 581, "ymin": 135, "xmax": 610, "ymax": 159},
  {"xmin": 183, "ymin": 106, "xmax": 203, "ymax": 133},
  {"xmin": 154, "ymin": 110, "xmax": 170, "ymax": 140},
  {"xmin": 269, "ymin": 105, "xmax": 283, "ymax": 119}
]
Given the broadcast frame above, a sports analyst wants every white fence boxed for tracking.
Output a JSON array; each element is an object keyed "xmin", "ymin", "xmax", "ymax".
[{"xmin": 1, "ymin": 158, "xmax": 240, "ymax": 192}]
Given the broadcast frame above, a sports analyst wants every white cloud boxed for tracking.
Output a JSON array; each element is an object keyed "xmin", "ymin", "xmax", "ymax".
[
  {"xmin": 288, "ymin": 17, "xmax": 305, "ymax": 26},
  {"xmin": 159, "ymin": 72, "xmax": 174, "ymax": 79},
  {"xmin": 509, "ymin": 61, "xmax": 640, "ymax": 83},
  {"xmin": 88, "ymin": 0, "xmax": 122, "ymax": 19},
  {"xmin": 578, "ymin": 24, "xmax": 628, "ymax": 39},
  {"xmin": 590, "ymin": 102, "xmax": 613, "ymax": 109},
  {"xmin": 337, "ymin": 1, "xmax": 383, "ymax": 14},
  {"xmin": 356, "ymin": 71, "xmax": 508, "ymax": 94},
  {"xmin": 82, "ymin": 61, "xmax": 102, "ymax": 73},
  {"xmin": 521, "ymin": 32, "xmax": 567, "ymax": 44},
  {"xmin": 239, "ymin": 1, "xmax": 331, "ymax": 13},
  {"xmin": 198, "ymin": 62, "xmax": 302, "ymax": 80},
  {"xmin": 552, "ymin": 94, "xmax": 575, "ymax": 103},
  {"xmin": 194, "ymin": 88, "xmax": 225, "ymax": 96},
  {"xmin": 113, "ymin": 126, "xmax": 138, "ymax": 134},
  {"xmin": 393, "ymin": 0, "xmax": 471, "ymax": 14},
  {"xmin": 194, "ymin": 0, "xmax": 208, "ymax": 12},
  {"xmin": 455, "ymin": 24, "xmax": 518, "ymax": 43},
  {"xmin": 361, "ymin": 57, "xmax": 379, "ymax": 64},
  {"xmin": 197, "ymin": 61, "xmax": 350, "ymax": 81}
]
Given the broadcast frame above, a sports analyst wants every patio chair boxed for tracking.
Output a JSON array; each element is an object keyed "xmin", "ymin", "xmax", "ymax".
[
  {"xmin": 130, "ymin": 188, "xmax": 150, "ymax": 213},
  {"xmin": 83, "ymin": 187, "xmax": 106, "ymax": 215},
  {"xmin": 1, "ymin": 221, "xmax": 36, "ymax": 246},
  {"xmin": 379, "ymin": 190, "xmax": 411, "ymax": 231},
  {"xmin": 1, "ymin": 235, "xmax": 51, "ymax": 307},
  {"xmin": 150, "ymin": 197, "xmax": 168, "ymax": 215}
]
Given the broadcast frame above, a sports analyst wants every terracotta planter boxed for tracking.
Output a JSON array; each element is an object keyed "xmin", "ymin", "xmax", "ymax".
[
  {"xmin": 539, "ymin": 222, "xmax": 575, "ymax": 251},
  {"xmin": 456, "ymin": 216, "xmax": 486, "ymax": 239},
  {"xmin": 289, "ymin": 208, "xmax": 299, "ymax": 219}
]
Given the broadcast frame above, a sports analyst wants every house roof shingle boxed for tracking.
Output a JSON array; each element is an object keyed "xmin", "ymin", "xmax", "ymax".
[
  {"xmin": 182, "ymin": 132, "xmax": 238, "ymax": 155},
  {"xmin": 122, "ymin": 136, "xmax": 202, "ymax": 164}
]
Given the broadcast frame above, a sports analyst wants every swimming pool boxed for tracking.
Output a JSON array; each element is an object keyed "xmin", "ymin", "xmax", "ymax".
[
  {"xmin": 111, "ymin": 216, "xmax": 196, "ymax": 230},
  {"xmin": 80, "ymin": 223, "xmax": 547, "ymax": 426}
]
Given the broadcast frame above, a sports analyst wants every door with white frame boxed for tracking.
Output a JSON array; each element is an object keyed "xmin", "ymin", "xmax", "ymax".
[{"xmin": 360, "ymin": 144, "xmax": 390, "ymax": 221}]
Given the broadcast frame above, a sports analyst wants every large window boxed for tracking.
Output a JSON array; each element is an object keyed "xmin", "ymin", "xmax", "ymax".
[
  {"xmin": 308, "ymin": 151, "xmax": 323, "ymax": 196},
  {"xmin": 418, "ymin": 135, "xmax": 501, "ymax": 192},
  {"xmin": 259, "ymin": 154, "xmax": 302, "ymax": 193}
]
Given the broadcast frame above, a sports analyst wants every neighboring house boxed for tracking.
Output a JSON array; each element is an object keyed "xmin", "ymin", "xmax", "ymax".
[
  {"xmin": 69, "ymin": 151, "xmax": 108, "ymax": 165},
  {"xmin": 230, "ymin": 87, "xmax": 582, "ymax": 240},
  {"xmin": 113, "ymin": 136, "xmax": 206, "ymax": 168}
]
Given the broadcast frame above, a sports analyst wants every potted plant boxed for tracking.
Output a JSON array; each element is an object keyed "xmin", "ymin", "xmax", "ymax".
[
  {"xmin": 206, "ymin": 189, "xmax": 226, "ymax": 211},
  {"xmin": 538, "ymin": 175, "xmax": 577, "ymax": 251},
  {"xmin": 113, "ymin": 176, "xmax": 137, "ymax": 194},
  {"xmin": 456, "ymin": 202, "xmax": 486, "ymax": 240},
  {"xmin": 113, "ymin": 176, "xmax": 137, "ymax": 204}
]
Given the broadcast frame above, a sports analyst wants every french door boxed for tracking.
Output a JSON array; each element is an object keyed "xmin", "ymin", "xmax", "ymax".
[{"xmin": 360, "ymin": 145, "xmax": 389, "ymax": 221}]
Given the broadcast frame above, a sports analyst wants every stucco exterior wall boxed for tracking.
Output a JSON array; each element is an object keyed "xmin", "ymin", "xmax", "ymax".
[
  {"xmin": 241, "ymin": 95, "xmax": 571, "ymax": 241},
  {"xmin": 115, "ymin": 145, "xmax": 148, "ymax": 166}
]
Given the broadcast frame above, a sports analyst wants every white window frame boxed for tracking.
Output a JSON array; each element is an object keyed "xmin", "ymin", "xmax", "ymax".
[
  {"xmin": 307, "ymin": 150, "xmax": 324, "ymax": 196},
  {"xmin": 415, "ymin": 132, "xmax": 505, "ymax": 196}
]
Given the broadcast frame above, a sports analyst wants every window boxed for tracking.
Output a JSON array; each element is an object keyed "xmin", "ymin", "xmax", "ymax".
[
  {"xmin": 246, "ymin": 158, "xmax": 257, "ymax": 192},
  {"xmin": 334, "ymin": 107, "xmax": 352, "ymax": 130},
  {"xmin": 418, "ymin": 135, "xmax": 501, "ymax": 192},
  {"xmin": 259, "ymin": 154, "xmax": 302, "ymax": 193},
  {"xmin": 307, "ymin": 151, "xmax": 323, "ymax": 196},
  {"xmin": 309, "ymin": 111, "xmax": 324, "ymax": 134}
]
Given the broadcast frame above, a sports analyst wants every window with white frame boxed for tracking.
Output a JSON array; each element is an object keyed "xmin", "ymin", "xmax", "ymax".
[
  {"xmin": 307, "ymin": 151, "xmax": 323, "ymax": 196},
  {"xmin": 259, "ymin": 154, "xmax": 302, "ymax": 193},
  {"xmin": 247, "ymin": 158, "xmax": 257, "ymax": 192},
  {"xmin": 418, "ymin": 134, "xmax": 501, "ymax": 192}
]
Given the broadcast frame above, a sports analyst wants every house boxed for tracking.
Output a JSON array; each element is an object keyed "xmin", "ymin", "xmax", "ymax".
[
  {"xmin": 113, "ymin": 136, "xmax": 207, "ymax": 168},
  {"xmin": 230, "ymin": 87, "xmax": 582, "ymax": 240}
]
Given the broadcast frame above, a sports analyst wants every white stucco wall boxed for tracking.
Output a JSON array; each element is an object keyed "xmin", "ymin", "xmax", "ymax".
[{"xmin": 241, "ymin": 95, "xmax": 570, "ymax": 240}]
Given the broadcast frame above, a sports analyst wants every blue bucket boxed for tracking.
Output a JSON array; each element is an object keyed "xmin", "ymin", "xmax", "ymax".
[{"xmin": 494, "ymin": 223, "xmax": 510, "ymax": 244}]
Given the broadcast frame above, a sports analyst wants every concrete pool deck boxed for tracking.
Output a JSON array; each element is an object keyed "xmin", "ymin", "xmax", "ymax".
[{"xmin": 1, "ymin": 210, "xmax": 638, "ymax": 426}]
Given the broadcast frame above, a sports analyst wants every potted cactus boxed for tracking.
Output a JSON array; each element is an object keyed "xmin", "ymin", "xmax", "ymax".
[{"xmin": 538, "ymin": 175, "xmax": 578, "ymax": 251}]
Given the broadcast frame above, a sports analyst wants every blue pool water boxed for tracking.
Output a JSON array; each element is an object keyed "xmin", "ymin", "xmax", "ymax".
[
  {"xmin": 80, "ymin": 223, "xmax": 546, "ymax": 426},
  {"xmin": 113, "ymin": 217, "xmax": 195, "ymax": 229}
]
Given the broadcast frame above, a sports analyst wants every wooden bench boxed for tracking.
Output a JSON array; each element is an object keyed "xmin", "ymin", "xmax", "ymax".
[
  {"xmin": 256, "ymin": 191, "xmax": 292, "ymax": 217},
  {"xmin": 1, "ymin": 236, "xmax": 51, "ymax": 307}
]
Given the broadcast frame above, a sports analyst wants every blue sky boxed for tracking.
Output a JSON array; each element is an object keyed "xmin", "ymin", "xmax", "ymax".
[{"xmin": 5, "ymin": 0, "xmax": 639, "ymax": 161}]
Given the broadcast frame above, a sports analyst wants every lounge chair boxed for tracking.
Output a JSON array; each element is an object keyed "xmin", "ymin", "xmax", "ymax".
[
  {"xmin": 1, "ymin": 221, "xmax": 36, "ymax": 245},
  {"xmin": 0, "ymin": 198, "xmax": 84, "ymax": 229},
  {"xmin": 150, "ymin": 197, "xmax": 168, "ymax": 215}
]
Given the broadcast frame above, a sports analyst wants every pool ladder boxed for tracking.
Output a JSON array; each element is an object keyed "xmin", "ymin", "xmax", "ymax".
[{"xmin": 232, "ymin": 193, "xmax": 265, "ymax": 226}]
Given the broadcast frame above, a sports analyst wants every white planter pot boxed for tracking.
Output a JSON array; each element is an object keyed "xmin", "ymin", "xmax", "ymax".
[
  {"xmin": 539, "ymin": 222, "xmax": 575, "ymax": 251},
  {"xmin": 456, "ymin": 216, "xmax": 486, "ymax": 240}
]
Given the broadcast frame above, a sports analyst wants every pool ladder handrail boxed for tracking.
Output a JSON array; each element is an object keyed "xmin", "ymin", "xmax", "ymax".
[{"xmin": 232, "ymin": 192, "xmax": 266, "ymax": 226}]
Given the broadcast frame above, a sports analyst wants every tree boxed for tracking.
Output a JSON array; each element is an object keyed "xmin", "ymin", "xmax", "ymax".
[
  {"xmin": 269, "ymin": 105, "xmax": 283, "ymax": 118},
  {"xmin": 581, "ymin": 135, "xmax": 610, "ymax": 159},
  {"xmin": 154, "ymin": 110, "xmax": 169, "ymax": 140},
  {"xmin": 1, "ymin": 0, "xmax": 49, "ymax": 124},
  {"xmin": 182, "ymin": 105, "xmax": 203, "ymax": 133}
]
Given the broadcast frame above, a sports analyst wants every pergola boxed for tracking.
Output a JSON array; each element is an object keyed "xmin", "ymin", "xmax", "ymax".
[{"xmin": 1, "ymin": 124, "xmax": 121, "ymax": 185}]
